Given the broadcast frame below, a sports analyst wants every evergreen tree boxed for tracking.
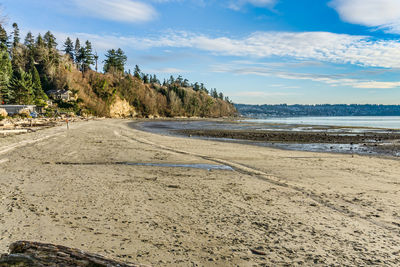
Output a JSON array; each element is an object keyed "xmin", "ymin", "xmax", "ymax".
[
  {"xmin": 9, "ymin": 69, "xmax": 34, "ymax": 104},
  {"xmin": 115, "ymin": 48, "xmax": 127, "ymax": 72},
  {"xmin": 103, "ymin": 49, "xmax": 116, "ymax": 73},
  {"xmin": 176, "ymin": 75, "xmax": 183, "ymax": 85},
  {"xmin": 76, "ymin": 47, "xmax": 85, "ymax": 71},
  {"xmin": 0, "ymin": 25, "xmax": 9, "ymax": 49},
  {"xmin": 210, "ymin": 88, "xmax": 218, "ymax": 98},
  {"xmin": 43, "ymin": 31, "xmax": 59, "ymax": 65},
  {"xmin": 81, "ymin": 40, "xmax": 94, "ymax": 72},
  {"xmin": 24, "ymin": 32, "xmax": 35, "ymax": 50},
  {"xmin": 36, "ymin": 34, "xmax": 45, "ymax": 47},
  {"xmin": 169, "ymin": 75, "xmax": 175, "ymax": 84},
  {"xmin": 104, "ymin": 48, "xmax": 127, "ymax": 73},
  {"xmin": 134, "ymin": 65, "xmax": 141, "ymax": 80},
  {"xmin": 142, "ymin": 74, "xmax": 149, "ymax": 84},
  {"xmin": 74, "ymin": 38, "xmax": 81, "ymax": 67},
  {"xmin": 43, "ymin": 31, "xmax": 57, "ymax": 49},
  {"xmin": 30, "ymin": 64, "xmax": 48, "ymax": 105},
  {"xmin": 0, "ymin": 47, "xmax": 12, "ymax": 104},
  {"xmin": 94, "ymin": 52, "xmax": 99, "ymax": 72},
  {"xmin": 63, "ymin": 37, "xmax": 74, "ymax": 61},
  {"xmin": 150, "ymin": 74, "xmax": 159, "ymax": 84},
  {"xmin": 12, "ymin": 23, "xmax": 20, "ymax": 48},
  {"xmin": 193, "ymin": 82, "xmax": 200, "ymax": 91}
]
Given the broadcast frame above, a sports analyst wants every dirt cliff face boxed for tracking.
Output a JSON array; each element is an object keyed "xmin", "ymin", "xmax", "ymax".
[{"xmin": 109, "ymin": 97, "xmax": 136, "ymax": 118}]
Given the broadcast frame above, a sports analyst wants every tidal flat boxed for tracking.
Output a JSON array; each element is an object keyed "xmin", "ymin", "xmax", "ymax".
[
  {"xmin": 134, "ymin": 120, "xmax": 400, "ymax": 157},
  {"xmin": 0, "ymin": 119, "xmax": 399, "ymax": 266}
]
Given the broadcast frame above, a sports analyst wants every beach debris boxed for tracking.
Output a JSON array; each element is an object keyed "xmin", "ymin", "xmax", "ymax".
[
  {"xmin": 0, "ymin": 108, "xmax": 7, "ymax": 118},
  {"xmin": 249, "ymin": 247, "xmax": 267, "ymax": 256},
  {"xmin": 167, "ymin": 184, "xmax": 181, "ymax": 189},
  {"xmin": 0, "ymin": 241, "xmax": 147, "ymax": 267}
]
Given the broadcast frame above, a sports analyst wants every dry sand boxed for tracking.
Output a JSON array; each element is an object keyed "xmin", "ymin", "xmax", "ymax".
[{"xmin": 0, "ymin": 119, "xmax": 399, "ymax": 266}]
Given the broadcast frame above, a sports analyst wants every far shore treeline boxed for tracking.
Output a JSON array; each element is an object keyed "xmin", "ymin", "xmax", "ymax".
[
  {"xmin": 236, "ymin": 104, "xmax": 400, "ymax": 117},
  {"xmin": 0, "ymin": 22, "xmax": 237, "ymax": 118}
]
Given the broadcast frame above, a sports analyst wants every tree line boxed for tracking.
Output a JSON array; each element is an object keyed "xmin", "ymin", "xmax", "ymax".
[
  {"xmin": 236, "ymin": 104, "xmax": 400, "ymax": 117},
  {"xmin": 0, "ymin": 21, "xmax": 236, "ymax": 118}
]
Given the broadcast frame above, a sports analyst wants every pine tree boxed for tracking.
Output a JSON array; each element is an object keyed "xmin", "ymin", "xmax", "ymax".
[
  {"xmin": 12, "ymin": 23, "xmax": 20, "ymax": 48},
  {"xmin": 176, "ymin": 75, "xmax": 183, "ymax": 85},
  {"xmin": 193, "ymin": 82, "xmax": 200, "ymax": 91},
  {"xmin": 36, "ymin": 34, "xmax": 45, "ymax": 47},
  {"xmin": 103, "ymin": 48, "xmax": 127, "ymax": 73},
  {"xmin": 103, "ymin": 49, "xmax": 116, "ymax": 73},
  {"xmin": 24, "ymin": 32, "xmax": 35, "ymax": 50},
  {"xmin": 94, "ymin": 52, "xmax": 99, "ymax": 72},
  {"xmin": 74, "ymin": 38, "xmax": 81, "ymax": 67},
  {"xmin": 169, "ymin": 75, "xmax": 175, "ymax": 84},
  {"xmin": 0, "ymin": 47, "xmax": 12, "ymax": 104},
  {"xmin": 142, "ymin": 74, "xmax": 149, "ymax": 84},
  {"xmin": 9, "ymin": 69, "xmax": 34, "ymax": 105},
  {"xmin": 30, "ymin": 64, "xmax": 48, "ymax": 106},
  {"xmin": 134, "ymin": 65, "xmax": 141, "ymax": 80},
  {"xmin": 210, "ymin": 88, "xmax": 218, "ymax": 98},
  {"xmin": 63, "ymin": 37, "xmax": 74, "ymax": 61},
  {"xmin": 81, "ymin": 40, "xmax": 94, "ymax": 72},
  {"xmin": 115, "ymin": 48, "xmax": 127, "ymax": 72},
  {"xmin": 76, "ymin": 47, "xmax": 84, "ymax": 71},
  {"xmin": 0, "ymin": 25, "xmax": 9, "ymax": 49},
  {"xmin": 43, "ymin": 31, "xmax": 57, "ymax": 49},
  {"xmin": 43, "ymin": 31, "xmax": 59, "ymax": 65}
]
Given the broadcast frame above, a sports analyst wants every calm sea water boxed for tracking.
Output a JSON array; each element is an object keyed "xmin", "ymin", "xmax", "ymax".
[{"xmin": 246, "ymin": 116, "xmax": 400, "ymax": 129}]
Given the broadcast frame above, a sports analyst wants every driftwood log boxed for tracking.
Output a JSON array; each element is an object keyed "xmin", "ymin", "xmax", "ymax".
[{"xmin": 0, "ymin": 241, "xmax": 147, "ymax": 267}]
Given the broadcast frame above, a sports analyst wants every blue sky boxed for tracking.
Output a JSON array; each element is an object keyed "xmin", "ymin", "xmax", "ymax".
[{"xmin": 2, "ymin": 0, "xmax": 400, "ymax": 104}]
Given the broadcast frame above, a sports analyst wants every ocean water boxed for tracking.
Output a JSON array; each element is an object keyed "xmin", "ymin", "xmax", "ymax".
[
  {"xmin": 245, "ymin": 116, "xmax": 400, "ymax": 129},
  {"xmin": 132, "ymin": 119, "xmax": 400, "ymax": 156}
]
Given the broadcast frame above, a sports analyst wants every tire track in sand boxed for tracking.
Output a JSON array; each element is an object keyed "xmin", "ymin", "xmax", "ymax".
[
  {"xmin": 114, "ymin": 128, "xmax": 400, "ymax": 235},
  {"xmin": 0, "ymin": 120, "xmax": 91, "ymax": 156},
  {"xmin": 0, "ymin": 133, "xmax": 63, "ymax": 156}
]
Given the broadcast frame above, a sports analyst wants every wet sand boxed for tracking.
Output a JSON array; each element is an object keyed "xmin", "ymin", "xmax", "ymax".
[
  {"xmin": 133, "ymin": 120, "xmax": 400, "ymax": 157},
  {"xmin": 0, "ymin": 119, "xmax": 399, "ymax": 266}
]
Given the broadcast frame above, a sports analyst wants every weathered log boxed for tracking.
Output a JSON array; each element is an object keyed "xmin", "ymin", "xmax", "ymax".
[{"xmin": 0, "ymin": 241, "xmax": 148, "ymax": 267}]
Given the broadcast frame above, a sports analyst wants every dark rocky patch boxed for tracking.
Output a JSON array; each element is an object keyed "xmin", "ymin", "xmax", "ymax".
[
  {"xmin": 0, "ymin": 241, "xmax": 146, "ymax": 267},
  {"xmin": 178, "ymin": 129, "xmax": 400, "ymax": 144}
]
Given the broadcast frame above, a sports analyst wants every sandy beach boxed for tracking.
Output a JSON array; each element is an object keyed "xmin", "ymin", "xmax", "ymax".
[{"xmin": 0, "ymin": 119, "xmax": 399, "ymax": 266}]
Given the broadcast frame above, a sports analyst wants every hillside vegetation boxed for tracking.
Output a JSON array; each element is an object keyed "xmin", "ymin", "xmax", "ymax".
[{"xmin": 0, "ymin": 22, "xmax": 237, "ymax": 118}]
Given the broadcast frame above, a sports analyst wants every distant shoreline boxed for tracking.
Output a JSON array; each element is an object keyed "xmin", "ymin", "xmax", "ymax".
[
  {"xmin": 236, "ymin": 103, "xmax": 400, "ymax": 118},
  {"xmin": 132, "ymin": 119, "xmax": 400, "ymax": 158}
]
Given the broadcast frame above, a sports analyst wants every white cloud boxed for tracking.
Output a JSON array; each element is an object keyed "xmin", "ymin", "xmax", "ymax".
[
  {"xmin": 78, "ymin": 31, "xmax": 400, "ymax": 69},
  {"xmin": 54, "ymin": 30, "xmax": 400, "ymax": 69},
  {"xmin": 229, "ymin": 0, "xmax": 277, "ymax": 10},
  {"xmin": 49, "ymin": 28, "xmax": 400, "ymax": 89},
  {"xmin": 72, "ymin": 0, "xmax": 157, "ymax": 23},
  {"xmin": 329, "ymin": 0, "xmax": 400, "ymax": 34},
  {"xmin": 212, "ymin": 64, "xmax": 400, "ymax": 89}
]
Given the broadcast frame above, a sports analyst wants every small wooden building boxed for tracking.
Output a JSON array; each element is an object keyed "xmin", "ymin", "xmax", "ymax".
[{"xmin": 47, "ymin": 90, "xmax": 72, "ymax": 101}]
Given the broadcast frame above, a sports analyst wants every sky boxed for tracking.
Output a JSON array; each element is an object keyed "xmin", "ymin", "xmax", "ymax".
[{"xmin": 1, "ymin": 0, "xmax": 400, "ymax": 104}]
